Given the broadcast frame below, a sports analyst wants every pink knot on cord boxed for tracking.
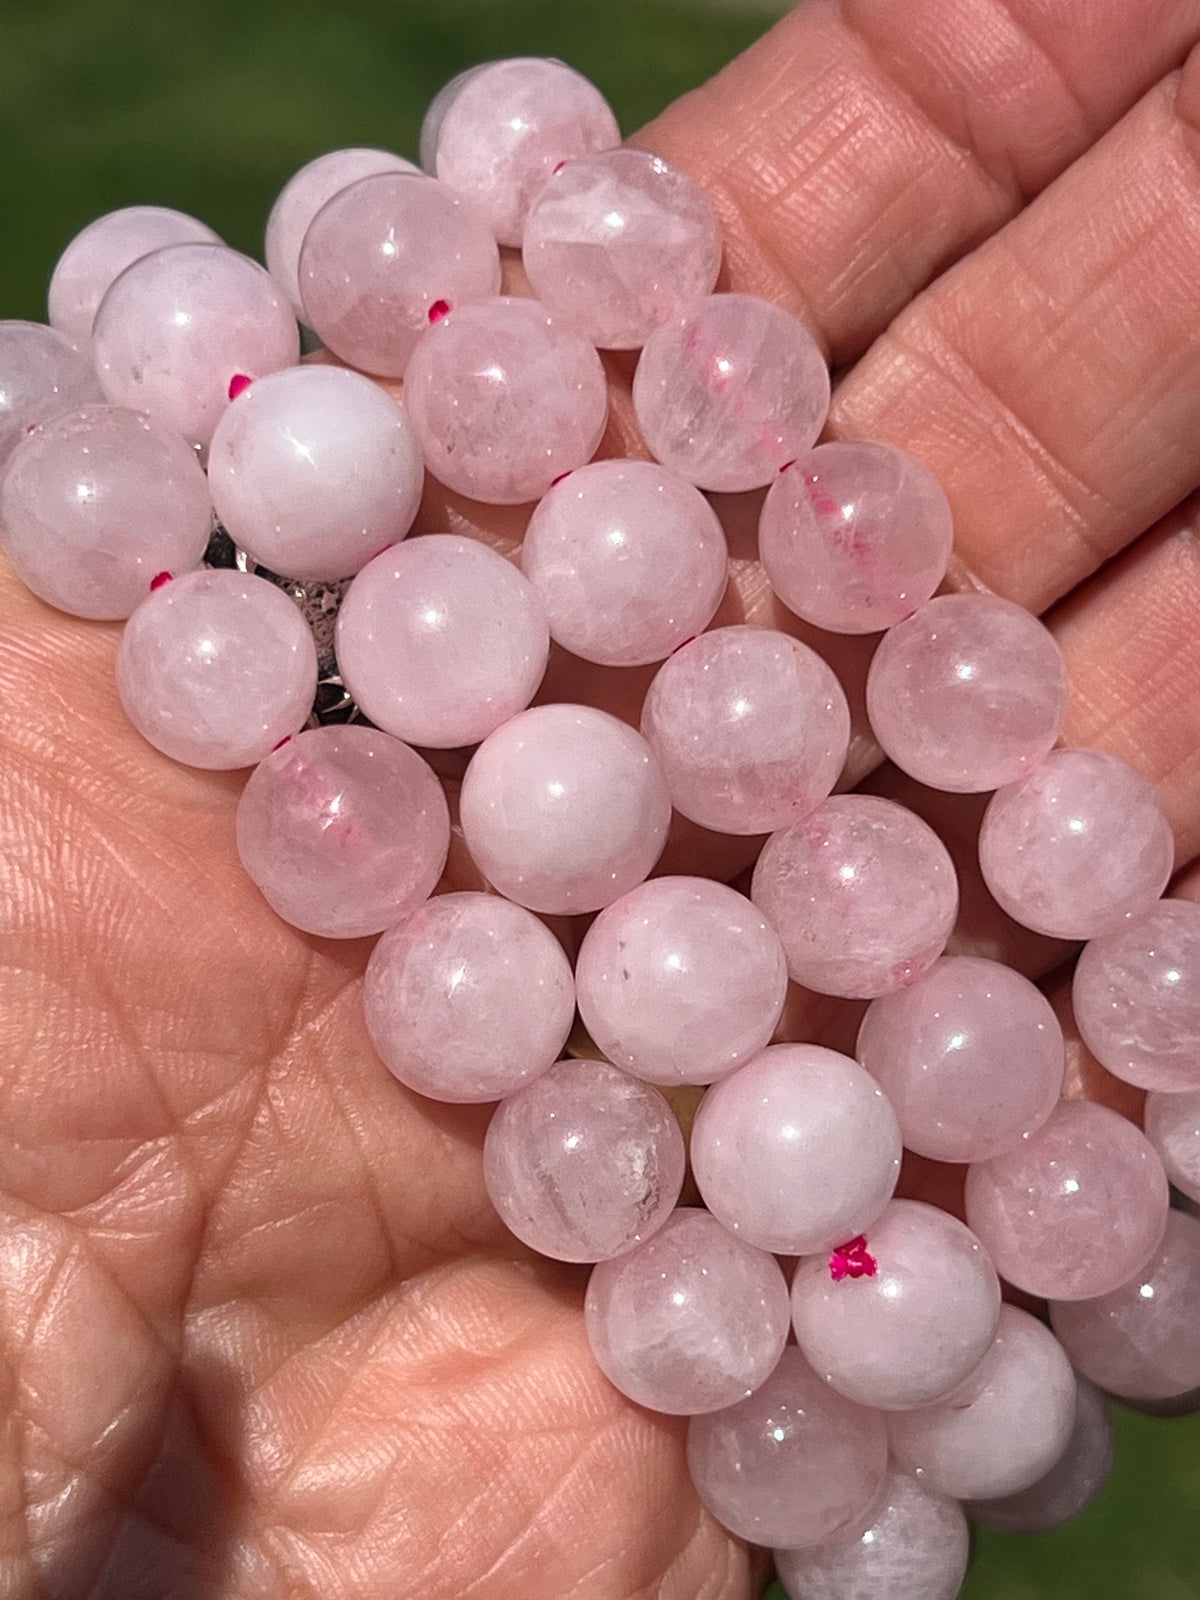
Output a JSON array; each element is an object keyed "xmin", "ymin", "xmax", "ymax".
[
  {"xmin": 428, "ymin": 299, "xmax": 451, "ymax": 323},
  {"xmin": 150, "ymin": 571, "xmax": 173, "ymax": 591},
  {"xmin": 228, "ymin": 373, "xmax": 253, "ymax": 401},
  {"xmin": 828, "ymin": 1235, "xmax": 877, "ymax": 1282}
]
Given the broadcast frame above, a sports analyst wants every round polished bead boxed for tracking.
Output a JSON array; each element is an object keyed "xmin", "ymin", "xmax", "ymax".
[
  {"xmin": 1144, "ymin": 1089, "xmax": 1200, "ymax": 1203},
  {"xmin": 969, "ymin": 1375, "xmax": 1114, "ymax": 1534},
  {"xmin": 0, "ymin": 320, "xmax": 102, "ymax": 467}
]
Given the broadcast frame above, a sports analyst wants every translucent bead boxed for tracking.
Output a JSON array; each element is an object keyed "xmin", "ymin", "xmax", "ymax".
[
  {"xmin": 0, "ymin": 320, "xmax": 102, "ymax": 467},
  {"xmin": 574, "ymin": 875, "xmax": 788, "ymax": 1086},
  {"xmin": 964, "ymin": 1099, "xmax": 1169, "ymax": 1300},
  {"xmin": 421, "ymin": 57, "xmax": 620, "ymax": 247},
  {"xmin": 791, "ymin": 1200, "xmax": 1001, "ymax": 1412},
  {"xmin": 690, "ymin": 1043, "xmax": 902, "ymax": 1256},
  {"xmin": 116, "ymin": 569, "xmax": 317, "ymax": 769},
  {"xmin": 522, "ymin": 148, "xmax": 721, "ymax": 349},
  {"xmin": 888, "ymin": 1305, "xmax": 1077, "ymax": 1500},
  {"xmin": 1144, "ymin": 1089, "xmax": 1200, "ymax": 1203},
  {"xmin": 0, "ymin": 404, "xmax": 212, "ymax": 619},
  {"xmin": 1072, "ymin": 899, "xmax": 1200, "ymax": 1092},
  {"xmin": 856, "ymin": 956, "xmax": 1064, "ymax": 1162},
  {"xmin": 639, "ymin": 626, "xmax": 850, "ymax": 835},
  {"xmin": 207, "ymin": 364, "xmax": 423, "ymax": 582},
  {"xmin": 403, "ymin": 297, "xmax": 608, "ymax": 504},
  {"xmin": 632, "ymin": 294, "xmax": 830, "ymax": 492},
  {"xmin": 751, "ymin": 796, "xmax": 959, "ymax": 999},
  {"xmin": 979, "ymin": 749, "xmax": 1175, "ymax": 940},
  {"xmin": 48, "ymin": 206, "xmax": 223, "ymax": 345},
  {"xmin": 759, "ymin": 442, "xmax": 954, "ymax": 635},
  {"xmin": 686, "ymin": 1346, "xmax": 888, "ymax": 1549},
  {"xmin": 969, "ymin": 1375, "xmax": 1114, "ymax": 1534},
  {"xmin": 297, "ymin": 173, "xmax": 501, "ymax": 377},
  {"xmin": 235, "ymin": 725, "xmax": 449, "ymax": 939},
  {"xmin": 519, "ymin": 459, "xmax": 728, "ymax": 666},
  {"xmin": 363, "ymin": 891, "xmax": 574, "ymax": 1103},
  {"xmin": 92, "ymin": 243, "xmax": 299, "ymax": 451},
  {"xmin": 865, "ymin": 594, "xmax": 1068, "ymax": 792},
  {"xmin": 774, "ymin": 1466, "xmax": 970, "ymax": 1600},
  {"xmin": 483, "ymin": 1058, "xmax": 684, "ymax": 1262},
  {"xmin": 583, "ymin": 1207, "xmax": 790, "ymax": 1413},
  {"xmin": 335, "ymin": 535, "xmax": 549, "ymax": 748}
]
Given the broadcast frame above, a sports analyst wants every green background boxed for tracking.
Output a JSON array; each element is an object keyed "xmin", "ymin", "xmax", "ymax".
[{"xmin": 1, "ymin": 0, "xmax": 1198, "ymax": 1593}]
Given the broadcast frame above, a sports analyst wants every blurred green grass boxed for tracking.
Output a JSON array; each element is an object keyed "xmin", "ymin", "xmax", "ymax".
[{"xmin": 1, "ymin": 0, "xmax": 1198, "ymax": 1593}]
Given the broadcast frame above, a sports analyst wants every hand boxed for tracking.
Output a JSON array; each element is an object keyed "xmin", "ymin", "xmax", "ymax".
[{"xmin": 4, "ymin": 3, "xmax": 1200, "ymax": 1596}]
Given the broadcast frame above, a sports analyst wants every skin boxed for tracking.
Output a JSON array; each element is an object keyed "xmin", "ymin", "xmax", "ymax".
[{"xmin": 5, "ymin": 1, "xmax": 1200, "ymax": 1594}]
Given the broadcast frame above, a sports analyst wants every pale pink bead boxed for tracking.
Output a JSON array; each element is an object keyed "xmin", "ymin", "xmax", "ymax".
[
  {"xmin": 751, "ymin": 796, "xmax": 959, "ymax": 998},
  {"xmin": 632, "ymin": 294, "xmax": 830, "ymax": 492},
  {"xmin": 690, "ymin": 1043, "xmax": 902, "ymax": 1255},
  {"xmin": 639, "ymin": 626, "xmax": 850, "ymax": 835},
  {"xmin": 969, "ymin": 1375, "xmax": 1114, "ymax": 1534},
  {"xmin": 759, "ymin": 442, "xmax": 954, "ymax": 635},
  {"xmin": 1145, "ymin": 1089, "xmax": 1200, "ymax": 1203},
  {"xmin": 297, "ymin": 173, "xmax": 500, "ymax": 377},
  {"xmin": 236, "ymin": 725, "xmax": 449, "ymax": 938},
  {"xmin": 48, "ymin": 206, "xmax": 223, "ymax": 345},
  {"xmin": 774, "ymin": 1466, "xmax": 970, "ymax": 1600},
  {"xmin": 0, "ymin": 405, "xmax": 212, "ymax": 619},
  {"xmin": 0, "ymin": 320, "xmax": 102, "ymax": 466},
  {"xmin": 964, "ymin": 1099, "xmax": 1169, "ymax": 1301},
  {"xmin": 207, "ymin": 364, "xmax": 423, "ymax": 582},
  {"xmin": 522, "ymin": 148, "xmax": 721, "ymax": 349},
  {"xmin": 687, "ymin": 1346, "xmax": 888, "ymax": 1549},
  {"xmin": 791, "ymin": 1200, "xmax": 1001, "ymax": 1412},
  {"xmin": 888, "ymin": 1305, "xmax": 1077, "ymax": 1501},
  {"xmin": 520, "ymin": 459, "xmax": 728, "ymax": 666},
  {"xmin": 422, "ymin": 57, "xmax": 620, "ymax": 246},
  {"xmin": 264, "ymin": 147, "xmax": 420, "ymax": 320},
  {"xmin": 1072, "ymin": 900, "xmax": 1200, "ymax": 1092},
  {"xmin": 458, "ymin": 704, "xmax": 670, "ymax": 914},
  {"xmin": 483, "ymin": 1058, "xmax": 684, "ymax": 1262},
  {"xmin": 363, "ymin": 891, "xmax": 574, "ymax": 1102},
  {"xmin": 92, "ymin": 243, "xmax": 299, "ymax": 450},
  {"xmin": 1051, "ymin": 1210, "xmax": 1200, "ymax": 1401},
  {"xmin": 403, "ymin": 297, "xmax": 608, "ymax": 504},
  {"xmin": 583, "ymin": 1207, "xmax": 790, "ymax": 1413},
  {"xmin": 116, "ymin": 569, "xmax": 317, "ymax": 769},
  {"xmin": 979, "ymin": 749, "xmax": 1175, "ymax": 941},
  {"xmin": 335, "ymin": 535, "xmax": 549, "ymax": 748},
  {"xmin": 856, "ymin": 956, "xmax": 1064, "ymax": 1162},
  {"xmin": 865, "ymin": 594, "xmax": 1068, "ymax": 793},
  {"xmin": 575, "ymin": 876, "xmax": 787, "ymax": 1086}
]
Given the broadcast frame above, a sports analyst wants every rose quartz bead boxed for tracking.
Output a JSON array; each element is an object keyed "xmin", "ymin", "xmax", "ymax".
[
  {"xmin": 969, "ymin": 1375, "xmax": 1114, "ymax": 1534},
  {"xmin": 686, "ymin": 1347, "xmax": 888, "ymax": 1549},
  {"xmin": 889, "ymin": 1305, "xmax": 1077, "ymax": 1500},
  {"xmin": 483, "ymin": 1058, "xmax": 684, "ymax": 1262},
  {"xmin": 751, "ymin": 796, "xmax": 959, "ymax": 998},
  {"xmin": 964, "ymin": 1099, "xmax": 1169, "ymax": 1301},
  {"xmin": 575, "ymin": 876, "xmax": 787, "ymax": 1086},
  {"xmin": 791, "ymin": 1200, "xmax": 1001, "ymax": 1412},
  {"xmin": 116, "ymin": 569, "xmax": 317, "ymax": 768},
  {"xmin": 363, "ymin": 891, "xmax": 574, "ymax": 1102},
  {"xmin": 1051, "ymin": 1210, "xmax": 1200, "ymax": 1401},
  {"xmin": 92, "ymin": 243, "xmax": 299, "ymax": 451},
  {"xmin": 422, "ymin": 57, "xmax": 620, "ymax": 246},
  {"xmin": 1072, "ymin": 900, "xmax": 1200, "ymax": 1092},
  {"xmin": 583, "ymin": 1208, "xmax": 790, "ymax": 1414},
  {"xmin": 522, "ymin": 148, "xmax": 721, "ymax": 349},
  {"xmin": 979, "ymin": 749, "xmax": 1175, "ymax": 941},
  {"xmin": 207, "ymin": 364, "xmax": 423, "ymax": 582},
  {"xmin": 690, "ymin": 1044, "xmax": 902, "ymax": 1255},
  {"xmin": 458, "ymin": 704, "xmax": 670, "ymax": 914},
  {"xmin": 403, "ymin": 297, "xmax": 608, "ymax": 504},
  {"xmin": 633, "ymin": 294, "xmax": 830, "ymax": 491},
  {"xmin": 0, "ymin": 405, "xmax": 212, "ymax": 619},
  {"xmin": 774, "ymin": 1466, "xmax": 970, "ymax": 1600},
  {"xmin": 865, "ymin": 594, "xmax": 1068, "ymax": 793},
  {"xmin": 759, "ymin": 442, "xmax": 954, "ymax": 635},
  {"xmin": 335, "ymin": 535, "xmax": 549, "ymax": 748},
  {"xmin": 519, "ymin": 459, "xmax": 728, "ymax": 666},
  {"xmin": 264, "ymin": 147, "xmax": 420, "ymax": 321},
  {"xmin": 1145, "ymin": 1090, "xmax": 1200, "ymax": 1203},
  {"xmin": 297, "ymin": 173, "xmax": 500, "ymax": 377},
  {"xmin": 0, "ymin": 320, "xmax": 102, "ymax": 467},
  {"xmin": 856, "ymin": 956, "xmax": 1064, "ymax": 1162},
  {"xmin": 48, "ymin": 206, "xmax": 223, "ymax": 345},
  {"xmin": 639, "ymin": 626, "xmax": 850, "ymax": 835},
  {"xmin": 235, "ymin": 725, "xmax": 449, "ymax": 938}
]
